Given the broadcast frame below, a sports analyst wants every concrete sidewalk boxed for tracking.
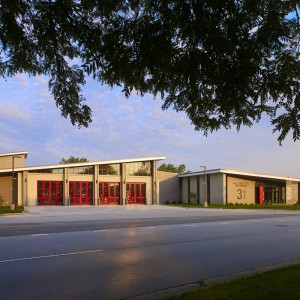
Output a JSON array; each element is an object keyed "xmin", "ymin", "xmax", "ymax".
[{"xmin": 0, "ymin": 205, "xmax": 299, "ymax": 225}]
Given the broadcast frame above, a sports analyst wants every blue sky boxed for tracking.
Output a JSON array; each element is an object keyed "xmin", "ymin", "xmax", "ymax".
[{"xmin": 0, "ymin": 73, "xmax": 299, "ymax": 177}]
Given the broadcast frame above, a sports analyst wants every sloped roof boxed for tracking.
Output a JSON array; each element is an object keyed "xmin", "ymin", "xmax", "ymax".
[
  {"xmin": 0, "ymin": 151, "xmax": 28, "ymax": 158},
  {"xmin": 0, "ymin": 156, "xmax": 166, "ymax": 173}
]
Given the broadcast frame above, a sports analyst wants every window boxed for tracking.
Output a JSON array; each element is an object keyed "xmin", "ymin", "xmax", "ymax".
[
  {"xmin": 99, "ymin": 164, "xmax": 120, "ymax": 175},
  {"xmin": 126, "ymin": 161, "xmax": 151, "ymax": 176},
  {"xmin": 69, "ymin": 166, "xmax": 94, "ymax": 174},
  {"xmin": 29, "ymin": 168, "xmax": 64, "ymax": 174}
]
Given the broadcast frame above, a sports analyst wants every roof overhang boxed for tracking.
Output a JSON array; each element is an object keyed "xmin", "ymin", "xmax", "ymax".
[
  {"xmin": 0, "ymin": 156, "xmax": 166, "ymax": 173},
  {"xmin": 0, "ymin": 151, "xmax": 28, "ymax": 159}
]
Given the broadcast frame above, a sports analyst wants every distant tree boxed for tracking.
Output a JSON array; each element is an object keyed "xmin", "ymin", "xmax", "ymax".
[
  {"xmin": 177, "ymin": 164, "xmax": 187, "ymax": 174},
  {"xmin": 158, "ymin": 163, "xmax": 187, "ymax": 174},
  {"xmin": 59, "ymin": 156, "xmax": 89, "ymax": 164}
]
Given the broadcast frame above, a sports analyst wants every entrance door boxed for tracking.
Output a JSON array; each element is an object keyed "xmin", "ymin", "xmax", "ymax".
[
  {"xmin": 126, "ymin": 183, "xmax": 146, "ymax": 204},
  {"xmin": 99, "ymin": 183, "xmax": 120, "ymax": 204},
  {"xmin": 69, "ymin": 182, "xmax": 93, "ymax": 205},
  {"xmin": 37, "ymin": 181, "xmax": 63, "ymax": 205}
]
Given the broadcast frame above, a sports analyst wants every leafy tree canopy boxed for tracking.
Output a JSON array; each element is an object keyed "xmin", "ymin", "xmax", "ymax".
[
  {"xmin": 158, "ymin": 163, "xmax": 187, "ymax": 174},
  {"xmin": 1, "ymin": 1, "xmax": 299, "ymax": 143},
  {"xmin": 59, "ymin": 156, "xmax": 89, "ymax": 164}
]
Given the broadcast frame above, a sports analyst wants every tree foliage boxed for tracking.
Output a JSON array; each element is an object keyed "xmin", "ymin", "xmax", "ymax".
[
  {"xmin": 59, "ymin": 156, "xmax": 89, "ymax": 164},
  {"xmin": 158, "ymin": 163, "xmax": 187, "ymax": 174},
  {"xmin": 0, "ymin": 1, "xmax": 299, "ymax": 143}
]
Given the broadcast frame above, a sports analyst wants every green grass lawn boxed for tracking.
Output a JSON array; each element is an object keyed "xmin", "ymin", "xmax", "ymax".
[
  {"xmin": 165, "ymin": 203, "xmax": 300, "ymax": 210},
  {"xmin": 0, "ymin": 205, "xmax": 24, "ymax": 214},
  {"xmin": 164, "ymin": 264, "xmax": 300, "ymax": 300}
]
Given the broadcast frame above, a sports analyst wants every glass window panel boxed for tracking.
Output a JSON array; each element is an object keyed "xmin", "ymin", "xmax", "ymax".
[
  {"xmin": 29, "ymin": 168, "xmax": 63, "ymax": 174},
  {"xmin": 51, "ymin": 182, "xmax": 56, "ymax": 197},
  {"xmin": 99, "ymin": 184, "xmax": 103, "ymax": 197},
  {"xmin": 99, "ymin": 164, "xmax": 119, "ymax": 175},
  {"xmin": 38, "ymin": 182, "xmax": 42, "ymax": 197},
  {"xmin": 116, "ymin": 184, "xmax": 120, "ymax": 197},
  {"xmin": 82, "ymin": 183, "xmax": 86, "ymax": 196},
  {"xmin": 110, "ymin": 184, "xmax": 115, "ymax": 197},
  {"xmin": 76, "ymin": 183, "xmax": 80, "ymax": 196},
  {"xmin": 136, "ymin": 184, "xmax": 140, "ymax": 197},
  {"xmin": 104, "ymin": 184, "xmax": 108, "ymax": 197},
  {"xmin": 142, "ymin": 183, "xmax": 146, "ymax": 197},
  {"xmin": 88, "ymin": 183, "xmax": 93, "ymax": 196},
  {"xmin": 69, "ymin": 166, "xmax": 94, "ymax": 174},
  {"xmin": 126, "ymin": 162, "xmax": 151, "ymax": 176},
  {"xmin": 69, "ymin": 183, "xmax": 74, "ymax": 196}
]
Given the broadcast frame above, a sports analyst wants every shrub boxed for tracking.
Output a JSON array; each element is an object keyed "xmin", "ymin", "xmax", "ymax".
[{"xmin": 0, "ymin": 194, "xmax": 5, "ymax": 206}]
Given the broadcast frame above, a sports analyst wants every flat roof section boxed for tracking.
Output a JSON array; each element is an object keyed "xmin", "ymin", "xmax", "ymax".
[{"xmin": 179, "ymin": 168, "xmax": 300, "ymax": 182}]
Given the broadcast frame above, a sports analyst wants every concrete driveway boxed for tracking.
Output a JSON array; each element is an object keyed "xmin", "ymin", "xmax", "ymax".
[{"xmin": 1, "ymin": 204, "xmax": 298, "ymax": 225}]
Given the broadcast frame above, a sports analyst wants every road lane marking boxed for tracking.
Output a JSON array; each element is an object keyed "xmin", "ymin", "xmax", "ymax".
[
  {"xmin": 185, "ymin": 224, "xmax": 197, "ymax": 227},
  {"xmin": 31, "ymin": 234, "xmax": 49, "ymax": 237},
  {"xmin": 0, "ymin": 249, "xmax": 104, "ymax": 264},
  {"xmin": 220, "ymin": 222, "xmax": 229, "ymax": 225},
  {"xmin": 94, "ymin": 230, "xmax": 107, "ymax": 232},
  {"xmin": 144, "ymin": 226, "xmax": 156, "ymax": 229}
]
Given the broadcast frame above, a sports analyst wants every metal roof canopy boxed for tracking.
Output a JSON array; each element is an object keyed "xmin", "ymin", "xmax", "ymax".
[{"xmin": 0, "ymin": 156, "xmax": 166, "ymax": 173}]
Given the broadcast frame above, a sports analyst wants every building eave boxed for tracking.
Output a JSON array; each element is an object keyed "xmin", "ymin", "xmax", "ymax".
[{"xmin": 0, "ymin": 151, "xmax": 28, "ymax": 159}]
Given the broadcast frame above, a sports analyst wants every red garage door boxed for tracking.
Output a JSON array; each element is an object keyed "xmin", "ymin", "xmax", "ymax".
[
  {"xmin": 37, "ymin": 181, "xmax": 63, "ymax": 205},
  {"xmin": 126, "ymin": 183, "xmax": 146, "ymax": 204},
  {"xmin": 69, "ymin": 182, "xmax": 93, "ymax": 205},
  {"xmin": 99, "ymin": 182, "xmax": 120, "ymax": 205}
]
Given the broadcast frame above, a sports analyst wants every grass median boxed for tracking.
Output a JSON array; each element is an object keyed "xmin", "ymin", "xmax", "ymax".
[
  {"xmin": 164, "ymin": 264, "xmax": 300, "ymax": 300},
  {"xmin": 0, "ymin": 205, "xmax": 24, "ymax": 214}
]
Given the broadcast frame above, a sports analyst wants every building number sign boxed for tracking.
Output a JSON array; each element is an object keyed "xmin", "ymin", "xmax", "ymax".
[{"xmin": 237, "ymin": 188, "xmax": 246, "ymax": 200}]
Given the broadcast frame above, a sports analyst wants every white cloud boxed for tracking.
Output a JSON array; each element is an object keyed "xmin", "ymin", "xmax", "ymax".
[
  {"xmin": 0, "ymin": 101, "xmax": 32, "ymax": 122},
  {"xmin": 1, "ymin": 74, "xmax": 300, "ymax": 178}
]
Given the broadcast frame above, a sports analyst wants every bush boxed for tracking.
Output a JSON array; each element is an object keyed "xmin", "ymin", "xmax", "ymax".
[{"xmin": 0, "ymin": 194, "xmax": 5, "ymax": 206}]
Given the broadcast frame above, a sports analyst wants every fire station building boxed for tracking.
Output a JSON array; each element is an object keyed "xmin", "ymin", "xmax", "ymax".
[
  {"xmin": 179, "ymin": 169, "xmax": 300, "ymax": 205},
  {"xmin": 0, "ymin": 151, "xmax": 165, "ymax": 206},
  {"xmin": 1, "ymin": 151, "xmax": 300, "ymax": 207}
]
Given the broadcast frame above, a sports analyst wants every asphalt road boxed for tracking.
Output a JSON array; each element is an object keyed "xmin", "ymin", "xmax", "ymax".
[{"xmin": 1, "ymin": 206, "xmax": 300, "ymax": 299}]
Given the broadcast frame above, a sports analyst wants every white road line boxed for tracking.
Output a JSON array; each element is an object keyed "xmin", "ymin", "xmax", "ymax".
[
  {"xmin": 220, "ymin": 222, "xmax": 229, "ymax": 225},
  {"xmin": 185, "ymin": 224, "xmax": 197, "ymax": 227},
  {"xmin": 0, "ymin": 249, "xmax": 104, "ymax": 264},
  {"xmin": 31, "ymin": 234, "xmax": 49, "ymax": 236},
  {"xmin": 94, "ymin": 230, "xmax": 107, "ymax": 232}
]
